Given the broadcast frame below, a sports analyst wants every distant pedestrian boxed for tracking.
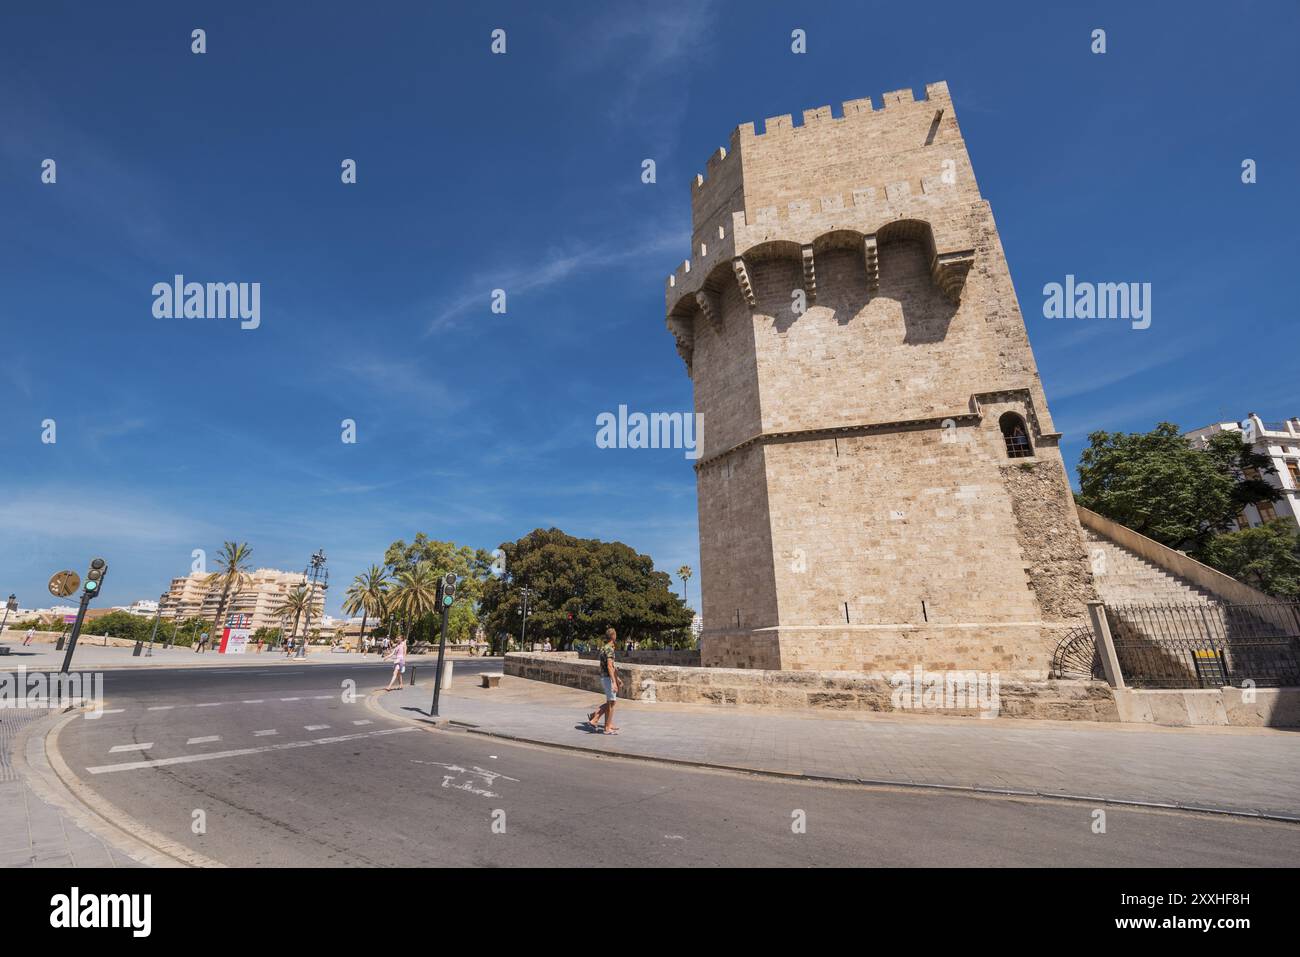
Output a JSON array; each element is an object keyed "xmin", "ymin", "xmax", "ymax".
[
  {"xmin": 585, "ymin": 627, "xmax": 621, "ymax": 734},
  {"xmin": 383, "ymin": 637, "xmax": 408, "ymax": 691},
  {"xmin": 543, "ymin": 640, "xmax": 552, "ymax": 652},
  {"xmin": 22, "ymin": 627, "xmax": 35, "ymax": 646}
]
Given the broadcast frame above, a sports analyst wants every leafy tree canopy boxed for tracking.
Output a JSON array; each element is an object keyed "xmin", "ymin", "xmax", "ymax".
[
  {"xmin": 478, "ymin": 528, "xmax": 694, "ymax": 648},
  {"xmin": 1198, "ymin": 520, "xmax": 1300, "ymax": 599},
  {"xmin": 1076, "ymin": 423, "xmax": 1279, "ymax": 551}
]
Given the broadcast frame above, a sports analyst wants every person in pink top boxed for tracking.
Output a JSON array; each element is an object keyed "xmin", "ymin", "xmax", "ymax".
[{"xmin": 382, "ymin": 637, "xmax": 408, "ymax": 691}]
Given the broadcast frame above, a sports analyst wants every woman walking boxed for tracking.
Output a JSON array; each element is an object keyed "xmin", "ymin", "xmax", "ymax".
[{"xmin": 383, "ymin": 635, "xmax": 408, "ymax": 691}]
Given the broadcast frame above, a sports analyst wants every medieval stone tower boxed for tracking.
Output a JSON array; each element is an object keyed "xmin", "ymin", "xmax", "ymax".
[{"xmin": 666, "ymin": 81, "xmax": 1097, "ymax": 676}]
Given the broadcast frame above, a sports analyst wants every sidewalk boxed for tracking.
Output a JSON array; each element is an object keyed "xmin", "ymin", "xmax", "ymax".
[
  {"xmin": 375, "ymin": 675, "xmax": 1300, "ymax": 820},
  {"xmin": 0, "ymin": 640, "xmax": 468, "ymax": 671},
  {"xmin": 0, "ymin": 709, "xmax": 145, "ymax": 867}
]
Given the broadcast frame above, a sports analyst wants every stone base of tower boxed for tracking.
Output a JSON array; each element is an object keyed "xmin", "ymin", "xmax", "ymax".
[{"xmin": 702, "ymin": 622, "xmax": 1082, "ymax": 678}]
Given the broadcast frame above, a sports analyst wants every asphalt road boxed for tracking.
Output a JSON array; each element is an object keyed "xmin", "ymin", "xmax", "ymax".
[{"xmin": 46, "ymin": 662, "xmax": 1300, "ymax": 867}]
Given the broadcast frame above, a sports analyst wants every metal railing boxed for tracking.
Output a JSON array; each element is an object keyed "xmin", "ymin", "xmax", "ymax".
[{"xmin": 1104, "ymin": 602, "xmax": 1300, "ymax": 688}]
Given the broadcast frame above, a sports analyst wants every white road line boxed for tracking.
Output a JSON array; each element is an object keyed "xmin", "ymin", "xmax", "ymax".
[
  {"xmin": 84, "ymin": 709, "xmax": 125, "ymax": 719},
  {"xmin": 352, "ymin": 720, "xmax": 373, "ymax": 726},
  {"xmin": 241, "ymin": 699, "xmax": 265, "ymax": 704},
  {"xmin": 109, "ymin": 743, "xmax": 152, "ymax": 753},
  {"xmin": 253, "ymin": 730, "xmax": 278, "ymax": 737},
  {"xmin": 280, "ymin": 697, "xmax": 300, "ymax": 701},
  {"xmin": 311, "ymin": 695, "xmax": 333, "ymax": 700},
  {"xmin": 304, "ymin": 724, "xmax": 330, "ymax": 731},
  {"xmin": 147, "ymin": 706, "xmax": 175, "ymax": 711},
  {"xmin": 196, "ymin": 702, "xmax": 227, "ymax": 707},
  {"xmin": 86, "ymin": 727, "xmax": 418, "ymax": 774},
  {"xmin": 187, "ymin": 736, "xmax": 221, "ymax": 745}
]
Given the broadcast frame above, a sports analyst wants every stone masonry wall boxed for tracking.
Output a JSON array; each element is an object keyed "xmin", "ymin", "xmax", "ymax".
[{"xmin": 505, "ymin": 653, "xmax": 1119, "ymax": 722}]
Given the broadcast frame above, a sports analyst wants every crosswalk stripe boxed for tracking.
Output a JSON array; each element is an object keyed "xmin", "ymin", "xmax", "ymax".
[
  {"xmin": 109, "ymin": 743, "xmax": 152, "ymax": 753},
  {"xmin": 304, "ymin": 724, "xmax": 330, "ymax": 731},
  {"xmin": 187, "ymin": 736, "xmax": 221, "ymax": 745},
  {"xmin": 352, "ymin": 720, "xmax": 373, "ymax": 726},
  {"xmin": 253, "ymin": 730, "xmax": 278, "ymax": 737},
  {"xmin": 86, "ymin": 727, "xmax": 418, "ymax": 774}
]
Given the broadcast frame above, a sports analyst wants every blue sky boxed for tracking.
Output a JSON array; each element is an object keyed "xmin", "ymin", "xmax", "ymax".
[{"xmin": 1, "ymin": 1, "xmax": 1296, "ymax": 614}]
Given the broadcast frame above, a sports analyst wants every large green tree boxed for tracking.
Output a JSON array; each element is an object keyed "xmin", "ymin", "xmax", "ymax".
[
  {"xmin": 1076, "ymin": 423, "xmax": 1279, "ymax": 552},
  {"xmin": 478, "ymin": 528, "xmax": 694, "ymax": 650},
  {"xmin": 1198, "ymin": 520, "xmax": 1300, "ymax": 599},
  {"xmin": 382, "ymin": 535, "xmax": 491, "ymax": 642}
]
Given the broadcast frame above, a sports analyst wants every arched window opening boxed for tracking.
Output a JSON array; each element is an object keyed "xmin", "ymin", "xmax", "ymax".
[{"xmin": 1000, "ymin": 412, "xmax": 1033, "ymax": 459}]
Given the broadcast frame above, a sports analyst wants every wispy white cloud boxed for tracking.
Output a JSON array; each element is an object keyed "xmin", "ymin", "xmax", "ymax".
[{"xmin": 424, "ymin": 225, "xmax": 685, "ymax": 334}]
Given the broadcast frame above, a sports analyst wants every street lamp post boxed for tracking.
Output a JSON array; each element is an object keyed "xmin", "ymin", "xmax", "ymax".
[
  {"xmin": 0, "ymin": 594, "xmax": 16, "ymax": 636},
  {"xmin": 517, "ymin": 586, "xmax": 532, "ymax": 654},
  {"xmin": 299, "ymin": 550, "xmax": 328, "ymax": 660}
]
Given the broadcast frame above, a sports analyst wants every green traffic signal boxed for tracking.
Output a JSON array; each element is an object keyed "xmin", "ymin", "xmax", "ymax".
[
  {"xmin": 443, "ymin": 595, "xmax": 453, "ymax": 606},
  {"xmin": 85, "ymin": 581, "xmax": 98, "ymax": 591}
]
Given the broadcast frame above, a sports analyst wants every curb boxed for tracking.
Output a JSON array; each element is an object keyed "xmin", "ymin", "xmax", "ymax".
[
  {"xmin": 10, "ymin": 708, "xmax": 221, "ymax": 867},
  {"xmin": 369, "ymin": 691, "xmax": 1300, "ymax": 825}
]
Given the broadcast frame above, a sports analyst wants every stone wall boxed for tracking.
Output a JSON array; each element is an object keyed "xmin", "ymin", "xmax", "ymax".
[
  {"xmin": 505, "ymin": 652, "xmax": 1118, "ymax": 722},
  {"xmin": 578, "ymin": 648, "xmax": 701, "ymax": 667}
]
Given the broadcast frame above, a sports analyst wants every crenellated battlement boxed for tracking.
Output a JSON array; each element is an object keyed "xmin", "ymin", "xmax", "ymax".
[{"xmin": 690, "ymin": 82, "xmax": 954, "ymax": 197}]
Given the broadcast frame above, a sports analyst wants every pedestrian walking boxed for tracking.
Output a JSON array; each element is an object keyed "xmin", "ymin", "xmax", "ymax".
[
  {"xmin": 382, "ymin": 636, "xmax": 408, "ymax": 691},
  {"xmin": 585, "ymin": 627, "xmax": 621, "ymax": 734},
  {"xmin": 22, "ymin": 627, "xmax": 35, "ymax": 646}
]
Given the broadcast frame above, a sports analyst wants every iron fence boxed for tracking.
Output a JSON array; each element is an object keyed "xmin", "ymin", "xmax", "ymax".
[{"xmin": 1104, "ymin": 602, "xmax": 1300, "ymax": 689}]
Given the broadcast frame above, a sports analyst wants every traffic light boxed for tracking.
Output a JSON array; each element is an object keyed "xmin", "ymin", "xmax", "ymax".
[
  {"xmin": 442, "ymin": 572, "xmax": 457, "ymax": 607},
  {"xmin": 84, "ymin": 558, "xmax": 108, "ymax": 598}
]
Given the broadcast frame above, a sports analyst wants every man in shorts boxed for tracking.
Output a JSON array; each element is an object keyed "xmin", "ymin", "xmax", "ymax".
[{"xmin": 585, "ymin": 627, "xmax": 621, "ymax": 734}]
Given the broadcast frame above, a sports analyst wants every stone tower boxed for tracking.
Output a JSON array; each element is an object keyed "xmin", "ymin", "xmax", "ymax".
[{"xmin": 665, "ymin": 81, "xmax": 1096, "ymax": 676}]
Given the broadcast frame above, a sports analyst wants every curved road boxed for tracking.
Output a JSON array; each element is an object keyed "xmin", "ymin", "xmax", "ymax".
[{"xmin": 46, "ymin": 662, "xmax": 1300, "ymax": 867}]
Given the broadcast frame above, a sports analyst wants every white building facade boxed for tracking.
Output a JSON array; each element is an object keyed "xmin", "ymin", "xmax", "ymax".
[{"xmin": 1186, "ymin": 413, "xmax": 1300, "ymax": 532}]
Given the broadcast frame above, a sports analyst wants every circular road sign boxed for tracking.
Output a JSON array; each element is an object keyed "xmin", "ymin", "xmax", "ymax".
[{"xmin": 48, "ymin": 570, "xmax": 80, "ymax": 598}]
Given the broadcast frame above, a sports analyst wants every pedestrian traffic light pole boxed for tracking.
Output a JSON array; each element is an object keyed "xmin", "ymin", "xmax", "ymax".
[
  {"xmin": 0, "ymin": 594, "xmax": 16, "ymax": 635},
  {"xmin": 60, "ymin": 558, "xmax": 107, "ymax": 675},
  {"xmin": 430, "ymin": 572, "xmax": 457, "ymax": 717}
]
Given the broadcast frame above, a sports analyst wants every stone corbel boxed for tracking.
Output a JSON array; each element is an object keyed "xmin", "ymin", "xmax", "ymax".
[
  {"xmin": 862, "ymin": 235, "xmax": 879, "ymax": 292},
  {"xmin": 801, "ymin": 245, "xmax": 817, "ymax": 302},
  {"xmin": 694, "ymin": 289, "xmax": 718, "ymax": 325},
  {"xmin": 930, "ymin": 250, "xmax": 975, "ymax": 304},
  {"xmin": 732, "ymin": 256, "xmax": 756, "ymax": 306}
]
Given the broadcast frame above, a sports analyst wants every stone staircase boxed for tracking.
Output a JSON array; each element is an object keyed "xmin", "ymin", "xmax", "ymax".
[{"xmin": 1083, "ymin": 528, "xmax": 1216, "ymax": 606}]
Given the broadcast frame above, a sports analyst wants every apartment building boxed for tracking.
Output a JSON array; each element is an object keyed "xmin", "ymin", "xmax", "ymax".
[
  {"xmin": 1186, "ymin": 413, "xmax": 1300, "ymax": 532},
  {"xmin": 158, "ymin": 567, "xmax": 326, "ymax": 634}
]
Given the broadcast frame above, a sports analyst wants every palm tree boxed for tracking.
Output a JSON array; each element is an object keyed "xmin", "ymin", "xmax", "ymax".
[
  {"xmin": 273, "ymin": 585, "xmax": 313, "ymax": 644},
  {"xmin": 677, "ymin": 564, "xmax": 693, "ymax": 605},
  {"xmin": 390, "ymin": 561, "xmax": 440, "ymax": 644},
  {"xmin": 204, "ymin": 542, "xmax": 253, "ymax": 640},
  {"xmin": 343, "ymin": 565, "xmax": 390, "ymax": 651}
]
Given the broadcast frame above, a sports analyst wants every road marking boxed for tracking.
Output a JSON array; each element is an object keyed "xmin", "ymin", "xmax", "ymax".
[
  {"xmin": 196, "ymin": 702, "xmax": 228, "ymax": 708},
  {"xmin": 280, "ymin": 697, "xmax": 300, "ymax": 701},
  {"xmin": 241, "ymin": 699, "xmax": 265, "ymax": 704},
  {"xmin": 351, "ymin": 720, "xmax": 373, "ymax": 726},
  {"xmin": 86, "ymin": 727, "xmax": 418, "ymax": 774},
  {"xmin": 311, "ymin": 695, "xmax": 333, "ymax": 700},
  {"xmin": 253, "ymin": 730, "xmax": 278, "ymax": 737},
  {"xmin": 147, "ymin": 706, "xmax": 175, "ymax": 711},
  {"xmin": 187, "ymin": 736, "xmax": 221, "ymax": 745},
  {"xmin": 109, "ymin": 743, "xmax": 152, "ymax": 753},
  {"xmin": 304, "ymin": 724, "xmax": 330, "ymax": 731}
]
